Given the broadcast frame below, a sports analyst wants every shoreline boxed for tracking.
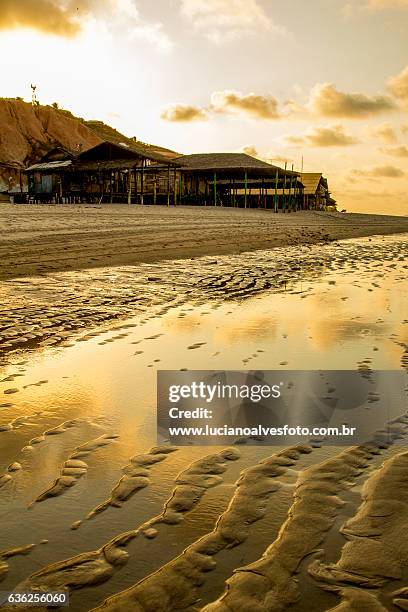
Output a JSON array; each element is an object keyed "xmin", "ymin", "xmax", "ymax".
[
  {"xmin": 1, "ymin": 204, "xmax": 408, "ymax": 280},
  {"xmin": 1, "ymin": 233, "xmax": 407, "ymax": 362}
]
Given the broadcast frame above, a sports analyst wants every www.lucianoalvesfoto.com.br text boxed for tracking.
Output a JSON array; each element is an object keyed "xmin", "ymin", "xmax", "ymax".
[{"xmin": 167, "ymin": 424, "xmax": 357, "ymax": 437}]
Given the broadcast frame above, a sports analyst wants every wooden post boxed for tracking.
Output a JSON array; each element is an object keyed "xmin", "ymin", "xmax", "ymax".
[
  {"xmin": 244, "ymin": 171, "xmax": 248, "ymax": 209},
  {"xmin": 174, "ymin": 169, "xmax": 177, "ymax": 206},
  {"xmin": 179, "ymin": 172, "xmax": 183, "ymax": 205},
  {"xmin": 153, "ymin": 175, "xmax": 157, "ymax": 205},
  {"xmin": 230, "ymin": 178, "xmax": 233, "ymax": 208},
  {"xmin": 214, "ymin": 172, "xmax": 217, "ymax": 206},
  {"xmin": 127, "ymin": 169, "xmax": 132, "ymax": 205},
  {"xmin": 288, "ymin": 175, "xmax": 293, "ymax": 212},
  {"xmin": 133, "ymin": 166, "xmax": 137, "ymax": 204},
  {"xmin": 141, "ymin": 160, "xmax": 144, "ymax": 205},
  {"xmin": 274, "ymin": 169, "xmax": 278, "ymax": 212},
  {"xmin": 110, "ymin": 171, "xmax": 113, "ymax": 204},
  {"xmin": 294, "ymin": 177, "xmax": 298, "ymax": 211},
  {"xmin": 167, "ymin": 164, "xmax": 170, "ymax": 206}
]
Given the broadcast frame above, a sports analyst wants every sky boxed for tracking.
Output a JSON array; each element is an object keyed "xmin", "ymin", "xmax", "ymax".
[{"xmin": 0, "ymin": 0, "xmax": 407, "ymax": 214}]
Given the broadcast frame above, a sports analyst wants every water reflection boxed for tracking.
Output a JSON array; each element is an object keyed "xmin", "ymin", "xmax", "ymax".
[{"xmin": 0, "ymin": 235, "xmax": 407, "ymax": 610}]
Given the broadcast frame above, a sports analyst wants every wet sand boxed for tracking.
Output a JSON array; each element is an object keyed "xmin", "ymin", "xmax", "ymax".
[
  {"xmin": 1, "ymin": 203, "xmax": 408, "ymax": 281},
  {"xmin": 0, "ymin": 233, "xmax": 407, "ymax": 611}
]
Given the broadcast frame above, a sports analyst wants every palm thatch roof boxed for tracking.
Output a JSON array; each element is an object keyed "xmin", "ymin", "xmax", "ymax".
[
  {"xmin": 84, "ymin": 121, "xmax": 179, "ymax": 160},
  {"xmin": 176, "ymin": 153, "xmax": 298, "ymax": 176},
  {"xmin": 77, "ymin": 140, "xmax": 179, "ymax": 165},
  {"xmin": 300, "ymin": 173, "xmax": 327, "ymax": 195}
]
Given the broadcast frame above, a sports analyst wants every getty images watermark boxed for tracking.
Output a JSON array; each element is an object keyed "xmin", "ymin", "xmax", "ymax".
[{"xmin": 157, "ymin": 370, "xmax": 406, "ymax": 446}]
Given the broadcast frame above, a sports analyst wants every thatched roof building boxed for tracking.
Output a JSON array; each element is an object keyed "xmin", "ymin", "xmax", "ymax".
[
  {"xmin": 176, "ymin": 153, "xmax": 301, "ymax": 208},
  {"xmin": 26, "ymin": 145, "xmax": 341, "ymax": 211},
  {"xmin": 300, "ymin": 172, "xmax": 335, "ymax": 209},
  {"xmin": 177, "ymin": 153, "xmax": 298, "ymax": 176},
  {"xmin": 26, "ymin": 139, "xmax": 180, "ymax": 204}
]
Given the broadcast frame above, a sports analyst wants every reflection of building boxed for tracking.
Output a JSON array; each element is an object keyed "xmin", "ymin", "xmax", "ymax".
[
  {"xmin": 300, "ymin": 173, "xmax": 336, "ymax": 210},
  {"xmin": 24, "ymin": 141, "xmax": 335, "ymax": 211}
]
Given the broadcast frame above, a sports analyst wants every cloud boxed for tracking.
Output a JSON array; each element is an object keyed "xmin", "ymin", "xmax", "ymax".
[
  {"xmin": 267, "ymin": 154, "xmax": 293, "ymax": 165},
  {"xmin": 388, "ymin": 66, "xmax": 408, "ymax": 110},
  {"xmin": 351, "ymin": 165, "xmax": 405, "ymax": 178},
  {"xmin": 368, "ymin": 122, "xmax": 398, "ymax": 143},
  {"xmin": 0, "ymin": 0, "xmax": 82, "ymax": 36},
  {"xmin": 161, "ymin": 104, "xmax": 208, "ymax": 122},
  {"xmin": 161, "ymin": 89, "xmax": 282, "ymax": 123},
  {"xmin": 0, "ymin": 0, "xmax": 172, "ymax": 49},
  {"xmin": 179, "ymin": 0, "xmax": 283, "ymax": 42},
  {"xmin": 211, "ymin": 90, "xmax": 281, "ymax": 120},
  {"xmin": 309, "ymin": 83, "xmax": 396, "ymax": 118},
  {"xmin": 284, "ymin": 125, "xmax": 359, "ymax": 147},
  {"xmin": 240, "ymin": 145, "xmax": 259, "ymax": 157},
  {"xmin": 379, "ymin": 145, "xmax": 408, "ymax": 157}
]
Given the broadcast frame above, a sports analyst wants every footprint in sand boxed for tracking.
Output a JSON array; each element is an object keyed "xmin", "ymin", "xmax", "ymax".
[{"xmin": 187, "ymin": 342, "xmax": 207, "ymax": 350}]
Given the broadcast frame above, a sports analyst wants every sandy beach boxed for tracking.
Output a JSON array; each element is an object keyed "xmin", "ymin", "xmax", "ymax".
[
  {"xmin": 2, "ymin": 0, "xmax": 408, "ymax": 608},
  {"xmin": 0, "ymin": 216, "xmax": 408, "ymax": 611},
  {"xmin": 1, "ymin": 204, "xmax": 408, "ymax": 280}
]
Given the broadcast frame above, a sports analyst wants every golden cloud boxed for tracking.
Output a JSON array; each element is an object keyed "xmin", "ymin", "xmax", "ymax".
[
  {"xmin": 268, "ymin": 155, "xmax": 293, "ymax": 165},
  {"xmin": 310, "ymin": 83, "xmax": 396, "ymax": 118},
  {"xmin": 351, "ymin": 165, "xmax": 405, "ymax": 178},
  {"xmin": 368, "ymin": 122, "xmax": 398, "ymax": 144},
  {"xmin": 0, "ymin": 0, "xmax": 172, "ymax": 49},
  {"xmin": 0, "ymin": 0, "xmax": 82, "ymax": 36},
  {"xmin": 285, "ymin": 125, "xmax": 359, "ymax": 147},
  {"xmin": 380, "ymin": 145, "xmax": 408, "ymax": 157},
  {"xmin": 240, "ymin": 145, "xmax": 259, "ymax": 157},
  {"xmin": 161, "ymin": 104, "xmax": 208, "ymax": 122},
  {"xmin": 388, "ymin": 66, "xmax": 408, "ymax": 110},
  {"xmin": 161, "ymin": 90, "xmax": 282, "ymax": 123},
  {"xmin": 211, "ymin": 90, "xmax": 281, "ymax": 120}
]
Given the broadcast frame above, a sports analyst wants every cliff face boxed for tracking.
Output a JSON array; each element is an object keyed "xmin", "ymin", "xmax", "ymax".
[
  {"xmin": 0, "ymin": 99, "xmax": 102, "ymax": 167},
  {"xmin": 0, "ymin": 98, "xmax": 179, "ymax": 193},
  {"xmin": 0, "ymin": 99, "xmax": 103, "ymax": 191}
]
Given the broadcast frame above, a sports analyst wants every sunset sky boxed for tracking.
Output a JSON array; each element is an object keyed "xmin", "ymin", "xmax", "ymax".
[{"xmin": 0, "ymin": 0, "xmax": 407, "ymax": 213}]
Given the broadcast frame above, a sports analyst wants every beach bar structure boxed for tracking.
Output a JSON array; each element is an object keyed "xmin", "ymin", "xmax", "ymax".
[
  {"xmin": 26, "ymin": 140, "xmax": 181, "ymax": 205},
  {"xmin": 25, "ymin": 145, "xmax": 306, "ymax": 210},
  {"xmin": 300, "ymin": 173, "xmax": 335, "ymax": 210},
  {"xmin": 177, "ymin": 153, "xmax": 303, "ymax": 210}
]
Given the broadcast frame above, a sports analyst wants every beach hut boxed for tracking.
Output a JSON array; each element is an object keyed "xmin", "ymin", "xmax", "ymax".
[
  {"xmin": 300, "ymin": 173, "xmax": 334, "ymax": 210},
  {"xmin": 26, "ymin": 140, "xmax": 180, "ymax": 204},
  {"xmin": 176, "ymin": 153, "xmax": 302, "ymax": 210}
]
